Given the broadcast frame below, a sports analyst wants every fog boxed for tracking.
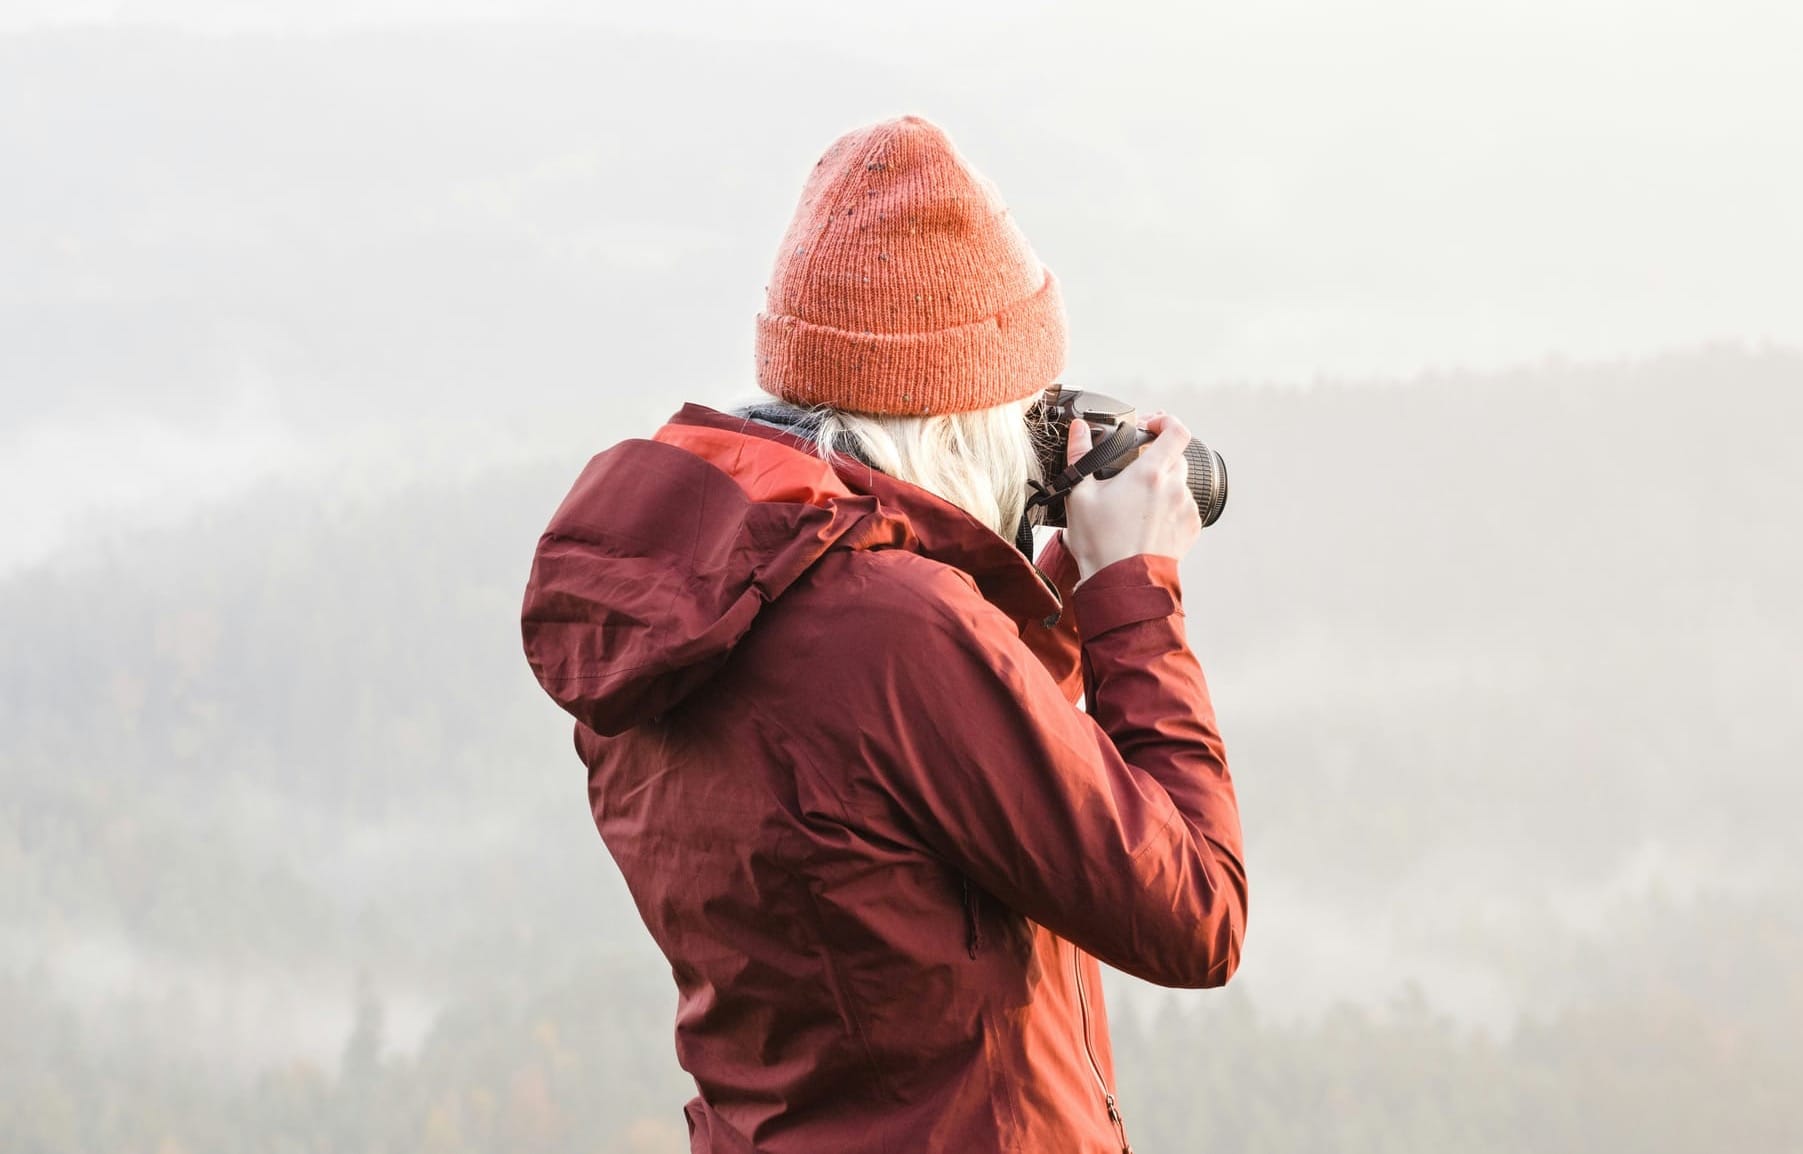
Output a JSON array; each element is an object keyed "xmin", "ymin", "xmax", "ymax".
[{"xmin": 3, "ymin": 3, "xmax": 1799, "ymax": 1151}]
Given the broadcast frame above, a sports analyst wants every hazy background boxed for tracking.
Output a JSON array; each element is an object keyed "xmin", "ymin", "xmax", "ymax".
[{"xmin": 3, "ymin": 2, "xmax": 1799, "ymax": 1151}]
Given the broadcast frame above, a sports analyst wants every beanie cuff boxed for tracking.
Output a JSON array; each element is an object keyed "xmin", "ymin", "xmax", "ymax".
[{"xmin": 755, "ymin": 269, "xmax": 1066, "ymax": 416}]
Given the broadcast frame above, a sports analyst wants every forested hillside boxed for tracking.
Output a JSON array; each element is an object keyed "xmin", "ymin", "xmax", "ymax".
[{"xmin": 3, "ymin": 345, "xmax": 1799, "ymax": 1151}]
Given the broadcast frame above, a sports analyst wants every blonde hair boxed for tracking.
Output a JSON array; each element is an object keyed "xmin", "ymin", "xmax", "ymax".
[{"xmin": 737, "ymin": 395, "xmax": 1048, "ymax": 540}]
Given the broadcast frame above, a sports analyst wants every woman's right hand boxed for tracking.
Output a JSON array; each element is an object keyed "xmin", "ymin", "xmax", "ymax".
[{"xmin": 1062, "ymin": 411, "xmax": 1203, "ymax": 586}]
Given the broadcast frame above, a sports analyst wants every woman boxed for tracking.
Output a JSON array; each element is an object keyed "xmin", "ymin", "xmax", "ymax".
[{"xmin": 520, "ymin": 114, "xmax": 1247, "ymax": 1153}]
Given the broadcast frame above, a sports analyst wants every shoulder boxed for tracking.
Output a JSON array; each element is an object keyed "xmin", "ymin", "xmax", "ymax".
[
  {"xmin": 740, "ymin": 548, "xmax": 1032, "ymax": 703},
  {"xmin": 741, "ymin": 550, "xmax": 1063, "ymax": 771},
  {"xmin": 800, "ymin": 548, "xmax": 1019, "ymax": 649}
]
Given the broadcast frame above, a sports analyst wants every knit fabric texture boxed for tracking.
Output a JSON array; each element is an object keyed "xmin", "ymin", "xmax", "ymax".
[{"xmin": 755, "ymin": 114, "xmax": 1067, "ymax": 416}]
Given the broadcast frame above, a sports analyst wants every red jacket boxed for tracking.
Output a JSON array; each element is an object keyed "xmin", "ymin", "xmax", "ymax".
[{"xmin": 520, "ymin": 403, "xmax": 1247, "ymax": 1153}]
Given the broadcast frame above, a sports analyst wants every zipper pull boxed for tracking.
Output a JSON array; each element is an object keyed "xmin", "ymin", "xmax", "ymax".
[
  {"xmin": 1105, "ymin": 1094, "xmax": 1131, "ymax": 1153},
  {"xmin": 1027, "ymin": 561, "xmax": 1064, "ymax": 628}
]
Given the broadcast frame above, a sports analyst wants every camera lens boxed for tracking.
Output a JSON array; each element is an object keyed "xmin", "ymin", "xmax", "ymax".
[{"xmin": 1183, "ymin": 439, "xmax": 1229, "ymax": 527}]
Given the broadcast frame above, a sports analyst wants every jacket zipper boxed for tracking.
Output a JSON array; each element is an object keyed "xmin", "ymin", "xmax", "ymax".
[
  {"xmin": 1031, "ymin": 549, "xmax": 1119, "ymax": 1146},
  {"xmin": 1072, "ymin": 942, "xmax": 1132, "ymax": 1154}
]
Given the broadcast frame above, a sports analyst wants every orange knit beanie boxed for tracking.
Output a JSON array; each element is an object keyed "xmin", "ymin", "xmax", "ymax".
[{"xmin": 755, "ymin": 114, "xmax": 1067, "ymax": 416}]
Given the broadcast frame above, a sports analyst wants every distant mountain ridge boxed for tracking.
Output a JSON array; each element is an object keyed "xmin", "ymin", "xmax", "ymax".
[{"xmin": 5, "ymin": 342, "xmax": 1795, "ymax": 856}]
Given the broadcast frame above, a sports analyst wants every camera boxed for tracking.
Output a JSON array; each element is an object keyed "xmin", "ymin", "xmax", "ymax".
[{"xmin": 1026, "ymin": 384, "xmax": 1229, "ymax": 529}]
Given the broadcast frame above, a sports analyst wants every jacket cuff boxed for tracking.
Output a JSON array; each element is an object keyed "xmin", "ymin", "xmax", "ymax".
[{"xmin": 1070, "ymin": 554, "xmax": 1184, "ymax": 641}]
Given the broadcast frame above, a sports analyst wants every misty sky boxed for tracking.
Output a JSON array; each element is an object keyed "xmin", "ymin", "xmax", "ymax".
[{"xmin": 3, "ymin": 0, "xmax": 1799, "ymax": 572}]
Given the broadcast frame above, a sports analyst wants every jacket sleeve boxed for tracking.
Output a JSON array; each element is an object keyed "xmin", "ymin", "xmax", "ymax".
[{"xmin": 867, "ymin": 552, "xmax": 1247, "ymax": 989}]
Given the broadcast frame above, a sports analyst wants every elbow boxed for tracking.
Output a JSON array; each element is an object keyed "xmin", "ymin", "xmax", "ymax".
[
  {"xmin": 1197, "ymin": 906, "xmax": 1245, "ymax": 988},
  {"xmin": 1203, "ymin": 864, "xmax": 1249, "ymax": 988},
  {"xmin": 1180, "ymin": 897, "xmax": 1245, "ymax": 990},
  {"xmin": 1154, "ymin": 868, "xmax": 1248, "ymax": 990}
]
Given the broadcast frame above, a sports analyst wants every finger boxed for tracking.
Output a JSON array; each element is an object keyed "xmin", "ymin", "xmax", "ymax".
[
  {"xmin": 1066, "ymin": 418, "xmax": 1093, "ymax": 466},
  {"xmin": 1138, "ymin": 413, "xmax": 1193, "ymax": 467},
  {"xmin": 1167, "ymin": 448, "xmax": 1191, "ymax": 484}
]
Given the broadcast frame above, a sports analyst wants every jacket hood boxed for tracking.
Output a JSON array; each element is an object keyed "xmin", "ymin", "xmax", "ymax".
[{"xmin": 520, "ymin": 403, "xmax": 1061, "ymax": 736}]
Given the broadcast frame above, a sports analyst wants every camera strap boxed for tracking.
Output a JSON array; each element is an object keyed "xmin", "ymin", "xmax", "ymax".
[
  {"xmin": 1014, "ymin": 421, "xmax": 1140, "ymax": 558},
  {"xmin": 1024, "ymin": 421, "xmax": 1141, "ymax": 514}
]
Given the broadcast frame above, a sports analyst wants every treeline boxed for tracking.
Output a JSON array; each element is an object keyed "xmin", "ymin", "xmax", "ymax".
[
  {"xmin": 6, "ymin": 927, "xmax": 1798, "ymax": 1154},
  {"xmin": 1116, "ymin": 966, "xmax": 1802, "ymax": 1154},
  {"xmin": 0, "ymin": 956, "xmax": 689, "ymax": 1154}
]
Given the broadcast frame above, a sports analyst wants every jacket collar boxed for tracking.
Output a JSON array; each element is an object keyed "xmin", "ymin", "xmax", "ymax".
[{"xmin": 662, "ymin": 403, "xmax": 1060, "ymax": 630}]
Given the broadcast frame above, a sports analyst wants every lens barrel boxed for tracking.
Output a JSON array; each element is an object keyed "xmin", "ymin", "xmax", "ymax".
[{"xmin": 1183, "ymin": 438, "xmax": 1229, "ymax": 527}]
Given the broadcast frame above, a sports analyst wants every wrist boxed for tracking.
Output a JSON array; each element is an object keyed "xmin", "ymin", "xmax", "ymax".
[
  {"xmin": 1069, "ymin": 554, "xmax": 1185, "ymax": 639},
  {"xmin": 1073, "ymin": 550, "xmax": 1179, "ymax": 591}
]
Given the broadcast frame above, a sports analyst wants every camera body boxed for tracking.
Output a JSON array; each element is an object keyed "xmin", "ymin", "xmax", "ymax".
[{"xmin": 1027, "ymin": 384, "xmax": 1229, "ymax": 529}]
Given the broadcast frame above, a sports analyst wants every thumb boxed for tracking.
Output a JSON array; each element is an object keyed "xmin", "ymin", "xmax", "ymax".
[{"xmin": 1066, "ymin": 418, "xmax": 1093, "ymax": 466}]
